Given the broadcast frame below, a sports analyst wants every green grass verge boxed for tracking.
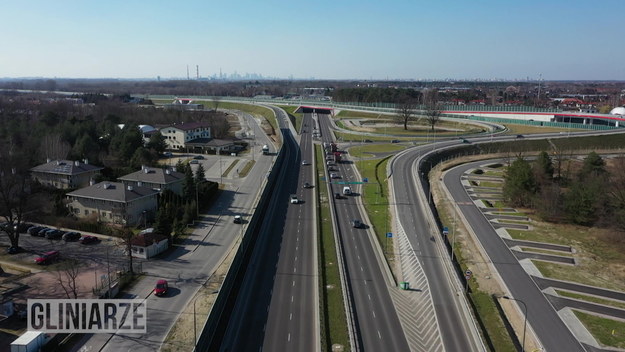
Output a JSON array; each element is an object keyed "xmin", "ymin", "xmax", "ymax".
[
  {"xmin": 472, "ymin": 292, "xmax": 517, "ymax": 352},
  {"xmin": 531, "ymin": 260, "xmax": 624, "ymax": 291},
  {"xmin": 348, "ymin": 144, "xmax": 405, "ymax": 158},
  {"xmin": 277, "ymin": 105, "xmax": 303, "ymax": 132},
  {"xmin": 222, "ymin": 159, "xmax": 239, "ymax": 177},
  {"xmin": 356, "ymin": 157, "xmax": 394, "ymax": 264},
  {"xmin": 506, "ymin": 229, "xmax": 567, "ymax": 244},
  {"xmin": 316, "ymin": 145, "xmax": 350, "ymax": 351},
  {"xmin": 335, "ymin": 131, "xmax": 418, "ymax": 142},
  {"xmin": 238, "ymin": 160, "xmax": 255, "ymax": 177},
  {"xmin": 477, "ymin": 181, "xmax": 503, "ymax": 188},
  {"xmin": 336, "ymin": 110, "xmax": 390, "ymax": 119},
  {"xmin": 556, "ymin": 290, "xmax": 625, "ymax": 310},
  {"xmin": 573, "ymin": 311, "xmax": 625, "ymax": 349}
]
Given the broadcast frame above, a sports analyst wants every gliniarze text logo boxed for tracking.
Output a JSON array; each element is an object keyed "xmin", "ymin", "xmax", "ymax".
[{"xmin": 28, "ymin": 299, "xmax": 147, "ymax": 333}]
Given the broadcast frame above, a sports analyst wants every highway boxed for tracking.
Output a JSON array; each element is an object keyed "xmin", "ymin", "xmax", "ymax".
[
  {"xmin": 217, "ymin": 107, "xmax": 319, "ymax": 351},
  {"xmin": 444, "ymin": 159, "xmax": 588, "ymax": 351},
  {"xmin": 317, "ymin": 112, "xmax": 411, "ymax": 351},
  {"xmin": 391, "ymin": 146, "xmax": 481, "ymax": 351}
]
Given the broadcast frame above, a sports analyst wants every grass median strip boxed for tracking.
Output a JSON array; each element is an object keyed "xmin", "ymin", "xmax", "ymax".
[
  {"xmin": 573, "ymin": 311, "xmax": 625, "ymax": 349},
  {"xmin": 316, "ymin": 145, "xmax": 350, "ymax": 351},
  {"xmin": 556, "ymin": 290, "xmax": 625, "ymax": 310}
]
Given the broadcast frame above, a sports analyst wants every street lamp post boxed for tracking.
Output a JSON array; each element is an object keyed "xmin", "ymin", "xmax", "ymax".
[{"xmin": 502, "ymin": 295, "xmax": 528, "ymax": 352}]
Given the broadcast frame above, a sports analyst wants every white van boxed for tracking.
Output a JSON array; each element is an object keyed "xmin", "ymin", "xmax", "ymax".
[{"xmin": 342, "ymin": 186, "xmax": 352, "ymax": 195}]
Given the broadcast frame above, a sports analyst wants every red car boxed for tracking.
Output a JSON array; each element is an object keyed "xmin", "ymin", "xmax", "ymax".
[
  {"xmin": 154, "ymin": 280, "xmax": 168, "ymax": 296},
  {"xmin": 35, "ymin": 250, "xmax": 60, "ymax": 265}
]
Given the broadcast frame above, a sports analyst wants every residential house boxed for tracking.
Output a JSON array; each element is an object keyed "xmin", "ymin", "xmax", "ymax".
[
  {"xmin": 66, "ymin": 182, "xmax": 158, "ymax": 226},
  {"xmin": 118, "ymin": 166, "xmax": 184, "ymax": 195},
  {"xmin": 130, "ymin": 231, "xmax": 169, "ymax": 259},
  {"xmin": 30, "ymin": 159, "xmax": 103, "ymax": 190},
  {"xmin": 159, "ymin": 122, "xmax": 211, "ymax": 151}
]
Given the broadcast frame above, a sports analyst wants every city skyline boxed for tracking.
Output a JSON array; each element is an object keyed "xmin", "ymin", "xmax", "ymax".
[{"xmin": 2, "ymin": 0, "xmax": 625, "ymax": 80}]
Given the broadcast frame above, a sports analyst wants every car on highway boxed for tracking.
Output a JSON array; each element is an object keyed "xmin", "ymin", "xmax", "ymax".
[
  {"xmin": 391, "ymin": 139, "xmax": 401, "ymax": 143},
  {"xmin": 330, "ymin": 173, "xmax": 341, "ymax": 179},
  {"xmin": 364, "ymin": 139, "xmax": 373, "ymax": 143},
  {"xmin": 79, "ymin": 235, "xmax": 100, "ymax": 244},
  {"xmin": 334, "ymin": 192, "xmax": 345, "ymax": 199},
  {"xmin": 462, "ymin": 138, "xmax": 471, "ymax": 144},
  {"xmin": 301, "ymin": 160, "xmax": 310, "ymax": 165},
  {"xmin": 35, "ymin": 250, "xmax": 60, "ymax": 265},
  {"xmin": 304, "ymin": 182, "xmax": 313, "ymax": 188},
  {"xmin": 62, "ymin": 232, "xmax": 82, "ymax": 241},
  {"xmin": 154, "ymin": 280, "xmax": 168, "ymax": 296},
  {"xmin": 351, "ymin": 219, "xmax": 364, "ymax": 228},
  {"xmin": 233, "ymin": 215, "xmax": 243, "ymax": 224},
  {"xmin": 328, "ymin": 166, "xmax": 337, "ymax": 171},
  {"xmin": 516, "ymin": 134, "xmax": 524, "ymax": 138},
  {"xmin": 289, "ymin": 194, "xmax": 299, "ymax": 204}
]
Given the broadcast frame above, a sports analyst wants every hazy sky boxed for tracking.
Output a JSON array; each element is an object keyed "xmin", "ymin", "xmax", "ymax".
[{"xmin": 2, "ymin": 0, "xmax": 624, "ymax": 80}]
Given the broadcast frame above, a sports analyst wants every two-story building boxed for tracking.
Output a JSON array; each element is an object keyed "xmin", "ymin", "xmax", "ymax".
[
  {"xmin": 66, "ymin": 182, "xmax": 158, "ymax": 226},
  {"xmin": 30, "ymin": 159, "xmax": 103, "ymax": 190},
  {"xmin": 159, "ymin": 122, "xmax": 211, "ymax": 151},
  {"xmin": 118, "ymin": 166, "xmax": 184, "ymax": 195}
]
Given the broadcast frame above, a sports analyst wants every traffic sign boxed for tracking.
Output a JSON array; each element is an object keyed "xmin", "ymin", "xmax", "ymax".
[{"xmin": 386, "ymin": 232, "xmax": 393, "ymax": 238}]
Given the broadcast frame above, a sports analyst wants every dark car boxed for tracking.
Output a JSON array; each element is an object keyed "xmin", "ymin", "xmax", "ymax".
[
  {"xmin": 304, "ymin": 182, "xmax": 313, "ymax": 188},
  {"xmin": 7, "ymin": 246, "xmax": 23, "ymax": 254},
  {"xmin": 516, "ymin": 134, "xmax": 524, "ymax": 138},
  {"xmin": 15, "ymin": 223, "xmax": 33, "ymax": 233},
  {"xmin": 37, "ymin": 227, "xmax": 51, "ymax": 237},
  {"xmin": 62, "ymin": 232, "xmax": 82, "ymax": 241},
  {"xmin": 28, "ymin": 226, "xmax": 43, "ymax": 236},
  {"xmin": 335, "ymin": 193, "xmax": 345, "ymax": 199},
  {"xmin": 79, "ymin": 235, "xmax": 100, "ymax": 244},
  {"xmin": 352, "ymin": 219, "xmax": 364, "ymax": 228},
  {"xmin": 45, "ymin": 229, "xmax": 64, "ymax": 240},
  {"xmin": 462, "ymin": 139, "xmax": 470, "ymax": 144},
  {"xmin": 154, "ymin": 279, "xmax": 168, "ymax": 296},
  {"xmin": 364, "ymin": 139, "xmax": 373, "ymax": 143},
  {"xmin": 35, "ymin": 250, "xmax": 60, "ymax": 265},
  {"xmin": 391, "ymin": 139, "xmax": 401, "ymax": 143},
  {"xmin": 193, "ymin": 155, "xmax": 205, "ymax": 160}
]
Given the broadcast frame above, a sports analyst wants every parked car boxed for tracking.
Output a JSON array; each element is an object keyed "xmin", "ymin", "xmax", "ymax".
[
  {"xmin": 37, "ymin": 227, "xmax": 51, "ymax": 237},
  {"xmin": 45, "ymin": 229, "xmax": 64, "ymax": 240},
  {"xmin": 35, "ymin": 250, "xmax": 60, "ymax": 265},
  {"xmin": 163, "ymin": 152, "xmax": 173, "ymax": 157},
  {"xmin": 62, "ymin": 232, "xmax": 82, "ymax": 241},
  {"xmin": 79, "ymin": 235, "xmax": 100, "ymax": 244},
  {"xmin": 193, "ymin": 155, "xmax": 205, "ymax": 160},
  {"xmin": 15, "ymin": 223, "xmax": 33, "ymax": 233},
  {"xmin": 154, "ymin": 280, "xmax": 168, "ymax": 296},
  {"xmin": 351, "ymin": 219, "xmax": 364, "ymax": 229},
  {"xmin": 28, "ymin": 226, "xmax": 43, "ymax": 236},
  {"xmin": 233, "ymin": 215, "xmax": 243, "ymax": 224},
  {"xmin": 189, "ymin": 160, "xmax": 199, "ymax": 164},
  {"xmin": 7, "ymin": 246, "xmax": 23, "ymax": 254},
  {"xmin": 290, "ymin": 194, "xmax": 299, "ymax": 204}
]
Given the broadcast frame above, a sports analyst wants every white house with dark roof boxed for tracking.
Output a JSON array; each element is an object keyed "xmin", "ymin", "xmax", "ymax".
[
  {"xmin": 159, "ymin": 122, "xmax": 211, "ymax": 150},
  {"xmin": 66, "ymin": 182, "xmax": 158, "ymax": 226},
  {"xmin": 118, "ymin": 166, "xmax": 184, "ymax": 195},
  {"xmin": 30, "ymin": 159, "xmax": 103, "ymax": 190}
]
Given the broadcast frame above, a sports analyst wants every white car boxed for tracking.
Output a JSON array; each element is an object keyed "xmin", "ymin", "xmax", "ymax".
[
  {"xmin": 330, "ymin": 173, "xmax": 340, "ymax": 179},
  {"xmin": 290, "ymin": 194, "xmax": 299, "ymax": 204},
  {"xmin": 302, "ymin": 160, "xmax": 309, "ymax": 165}
]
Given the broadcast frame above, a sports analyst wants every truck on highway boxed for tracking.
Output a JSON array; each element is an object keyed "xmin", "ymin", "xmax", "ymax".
[
  {"xmin": 11, "ymin": 331, "xmax": 51, "ymax": 352},
  {"xmin": 262, "ymin": 145, "xmax": 269, "ymax": 155},
  {"xmin": 333, "ymin": 152, "xmax": 342, "ymax": 163}
]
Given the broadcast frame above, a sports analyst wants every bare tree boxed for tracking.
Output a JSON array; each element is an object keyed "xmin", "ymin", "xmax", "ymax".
[
  {"xmin": 395, "ymin": 99, "xmax": 418, "ymax": 130},
  {"xmin": 211, "ymin": 96, "xmax": 222, "ymax": 112},
  {"xmin": 41, "ymin": 133, "xmax": 71, "ymax": 160},
  {"xmin": 117, "ymin": 228, "xmax": 136, "ymax": 275},
  {"xmin": 424, "ymin": 102, "xmax": 443, "ymax": 132},
  {"xmin": 56, "ymin": 259, "xmax": 82, "ymax": 299}
]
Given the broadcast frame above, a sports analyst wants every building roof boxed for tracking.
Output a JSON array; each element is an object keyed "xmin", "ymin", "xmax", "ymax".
[
  {"xmin": 131, "ymin": 232, "xmax": 168, "ymax": 247},
  {"xmin": 163, "ymin": 122, "xmax": 210, "ymax": 131},
  {"xmin": 67, "ymin": 181, "xmax": 158, "ymax": 203},
  {"xmin": 118, "ymin": 167, "xmax": 184, "ymax": 185},
  {"xmin": 30, "ymin": 159, "xmax": 103, "ymax": 175}
]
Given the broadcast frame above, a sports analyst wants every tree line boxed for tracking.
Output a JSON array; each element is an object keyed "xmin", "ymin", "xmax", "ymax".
[{"xmin": 503, "ymin": 151, "xmax": 625, "ymax": 232}]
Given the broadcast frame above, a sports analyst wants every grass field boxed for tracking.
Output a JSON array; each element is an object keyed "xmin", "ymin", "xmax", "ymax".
[
  {"xmin": 348, "ymin": 144, "xmax": 406, "ymax": 158},
  {"xmin": 573, "ymin": 311, "xmax": 625, "ymax": 349},
  {"xmin": 556, "ymin": 290, "xmax": 625, "ymax": 310}
]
